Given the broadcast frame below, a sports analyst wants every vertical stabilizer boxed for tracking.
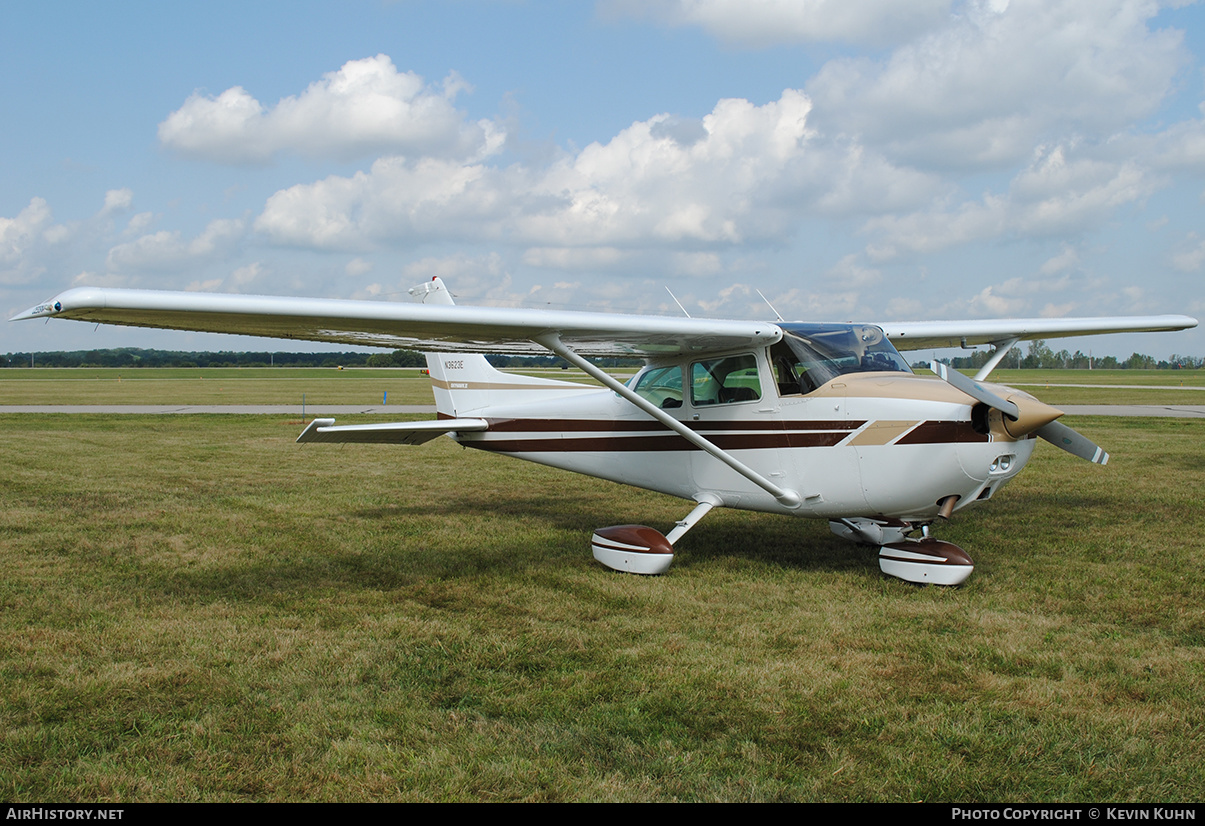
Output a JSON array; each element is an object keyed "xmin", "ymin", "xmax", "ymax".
[
  {"xmin": 408, "ymin": 277, "xmax": 592, "ymax": 417},
  {"xmin": 408, "ymin": 276, "xmax": 457, "ymax": 307}
]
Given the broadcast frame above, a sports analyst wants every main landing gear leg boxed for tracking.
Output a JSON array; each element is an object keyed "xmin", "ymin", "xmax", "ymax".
[{"xmin": 591, "ymin": 495, "xmax": 720, "ymax": 575}]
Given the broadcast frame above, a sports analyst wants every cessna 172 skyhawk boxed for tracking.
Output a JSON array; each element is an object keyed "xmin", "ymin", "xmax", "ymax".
[{"xmin": 14, "ymin": 277, "xmax": 1197, "ymax": 585}]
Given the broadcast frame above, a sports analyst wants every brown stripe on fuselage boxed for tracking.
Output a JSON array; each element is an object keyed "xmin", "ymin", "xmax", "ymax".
[
  {"xmin": 467, "ymin": 431, "xmax": 853, "ymax": 454},
  {"xmin": 895, "ymin": 420, "xmax": 990, "ymax": 445},
  {"xmin": 434, "ymin": 409, "xmax": 986, "ymax": 452},
  {"xmin": 467, "ymin": 428, "xmax": 910, "ymax": 454},
  {"xmin": 482, "ymin": 417, "xmax": 862, "ymax": 433}
]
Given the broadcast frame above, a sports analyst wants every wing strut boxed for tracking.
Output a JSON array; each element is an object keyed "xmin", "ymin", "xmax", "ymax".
[
  {"xmin": 535, "ymin": 334, "xmax": 802, "ymax": 508},
  {"xmin": 973, "ymin": 337, "xmax": 1020, "ymax": 381}
]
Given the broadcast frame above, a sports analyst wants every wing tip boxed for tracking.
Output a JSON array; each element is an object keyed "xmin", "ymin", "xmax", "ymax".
[{"xmin": 11, "ymin": 300, "xmax": 60, "ymax": 322}]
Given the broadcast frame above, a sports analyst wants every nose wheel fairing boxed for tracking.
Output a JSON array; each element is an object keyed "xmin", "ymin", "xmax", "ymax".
[
  {"xmin": 591, "ymin": 524, "xmax": 676, "ymax": 575},
  {"xmin": 828, "ymin": 517, "xmax": 974, "ymax": 585},
  {"xmin": 878, "ymin": 538, "xmax": 974, "ymax": 586}
]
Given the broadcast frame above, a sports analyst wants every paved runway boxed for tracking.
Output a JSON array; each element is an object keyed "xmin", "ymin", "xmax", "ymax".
[
  {"xmin": 1010, "ymin": 382, "xmax": 1205, "ymax": 391},
  {"xmin": 1060, "ymin": 405, "xmax": 1205, "ymax": 417},
  {"xmin": 2, "ymin": 404, "xmax": 1204, "ymax": 417}
]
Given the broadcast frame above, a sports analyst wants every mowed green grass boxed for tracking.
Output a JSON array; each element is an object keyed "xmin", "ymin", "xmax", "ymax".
[
  {"xmin": 3, "ymin": 366, "xmax": 1201, "ymax": 406},
  {"xmin": 990, "ymin": 368, "xmax": 1205, "ymax": 386},
  {"xmin": 0, "ymin": 367, "xmax": 617, "ymax": 406},
  {"xmin": 1, "ymin": 412, "xmax": 1202, "ymax": 801},
  {"xmin": 0, "ymin": 367, "xmax": 433, "ymax": 405}
]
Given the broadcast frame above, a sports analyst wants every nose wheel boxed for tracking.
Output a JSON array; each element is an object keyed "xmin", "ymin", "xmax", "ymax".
[
  {"xmin": 829, "ymin": 517, "xmax": 975, "ymax": 585},
  {"xmin": 878, "ymin": 538, "xmax": 974, "ymax": 585}
]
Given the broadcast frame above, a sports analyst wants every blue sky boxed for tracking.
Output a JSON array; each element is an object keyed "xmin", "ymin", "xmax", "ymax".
[{"xmin": 3, "ymin": 0, "xmax": 1204, "ymax": 359}]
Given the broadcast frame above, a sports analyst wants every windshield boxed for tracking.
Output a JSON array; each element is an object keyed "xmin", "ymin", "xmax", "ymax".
[{"xmin": 772, "ymin": 323, "xmax": 911, "ymax": 394}]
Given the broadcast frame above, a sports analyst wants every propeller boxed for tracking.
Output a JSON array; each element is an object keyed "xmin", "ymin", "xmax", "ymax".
[
  {"xmin": 932, "ymin": 362, "xmax": 1019, "ymax": 418},
  {"xmin": 932, "ymin": 363, "xmax": 1109, "ymax": 464},
  {"xmin": 1033, "ymin": 420, "xmax": 1109, "ymax": 464}
]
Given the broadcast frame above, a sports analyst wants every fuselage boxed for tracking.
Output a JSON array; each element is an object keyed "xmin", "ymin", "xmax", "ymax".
[{"xmin": 440, "ymin": 329, "xmax": 1035, "ymax": 523}]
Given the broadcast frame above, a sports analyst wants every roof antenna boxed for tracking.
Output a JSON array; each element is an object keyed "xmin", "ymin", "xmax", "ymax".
[
  {"xmin": 665, "ymin": 286, "xmax": 691, "ymax": 318},
  {"xmin": 756, "ymin": 289, "xmax": 784, "ymax": 322}
]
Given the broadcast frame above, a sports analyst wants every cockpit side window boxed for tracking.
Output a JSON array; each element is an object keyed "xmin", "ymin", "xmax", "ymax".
[
  {"xmin": 632, "ymin": 364, "xmax": 684, "ymax": 408},
  {"xmin": 690, "ymin": 354, "xmax": 762, "ymax": 406},
  {"xmin": 771, "ymin": 340, "xmax": 807, "ymax": 395}
]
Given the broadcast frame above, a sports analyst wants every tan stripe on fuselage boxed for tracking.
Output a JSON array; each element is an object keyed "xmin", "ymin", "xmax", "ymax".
[
  {"xmin": 846, "ymin": 420, "xmax": 920, "ymax": 446},
  {"xmin": 802, "ymin": 372, "xmax": 972, "ymax": 404}
]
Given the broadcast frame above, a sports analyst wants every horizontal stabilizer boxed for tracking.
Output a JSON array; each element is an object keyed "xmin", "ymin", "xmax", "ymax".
[{"xmin": 297, "ymin": 417, "xmax": 488, "ymax": 445}]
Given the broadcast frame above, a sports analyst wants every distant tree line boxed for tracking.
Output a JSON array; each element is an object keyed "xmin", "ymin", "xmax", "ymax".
[
  {"xmin": 3, "ymin": 347, "xmax": 643, "ymax": 370},
  {"xmin": 15, "ymin": 343, "xmax": 1194, "ymax": 372},
  {"xmin": 5, "ymin": 348, "xmax": 390, "ymax": 369},
  {"xmin": 921, "ymin": 340, "xmax": 1203, "ymax": 371}
]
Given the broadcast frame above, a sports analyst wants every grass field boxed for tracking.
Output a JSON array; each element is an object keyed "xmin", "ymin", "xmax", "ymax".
[
  {"xmin": 0, "ymin": 367, "xmax": 622, "ymax": 407},
  {"xmin": 1, "ymin": 408, "xmax": 1203, "ymax": 801},
  {"xmin": 986, "ymin": 369, "xmax": 1205, "ymax": 406},
  {"xmin": 990, "ymin": 368, "xmax": 1205, "ymax": 386},
  {"xmin": 1, "ymin": 366, "xmax": 1201, "ymax": 407}
]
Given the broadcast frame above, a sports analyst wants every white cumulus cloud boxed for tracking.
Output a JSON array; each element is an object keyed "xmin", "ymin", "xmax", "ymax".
[
  {"xmin": 106, "ymin": 219, "xmax": 245, "ymax": 272},
  {"xmin": 806, "ymin": 0, "xmax": 1186, "ymax": 172},
  {"xmin": 865, "ymin": 144, "xmax": 1156, "ymax": 259},
  {"xmin": 1171, "ymin": 233, "xmax": 1205, "ymax": 272},
  {"xmin": 601, "ymin": 0, "xmax": 953, "ymax": 47},
  {"xmin": 254, "ymin": 89, "xmax": 936, "ymax": 255},
  {"xmin": 158, "ymin": 55, "xmax": 505, "ymax": 165},
  {"xmin": 102, "ymin": 188, "xmax": 133, "ymax": 215},
  {"xmin": 1, "ymin": 198, "xmax": 56, "ymax": 264}
]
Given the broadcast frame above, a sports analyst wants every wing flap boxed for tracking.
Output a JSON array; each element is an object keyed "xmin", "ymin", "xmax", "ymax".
[{"xmin": 297, "ymin": 417, "xmax": 489, "ymax": 445}]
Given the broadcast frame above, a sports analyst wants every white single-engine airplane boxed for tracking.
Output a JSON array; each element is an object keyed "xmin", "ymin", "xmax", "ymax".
[{"xmin": 14, "ymin": 278, "xmax": 1197, "ymax": 585}]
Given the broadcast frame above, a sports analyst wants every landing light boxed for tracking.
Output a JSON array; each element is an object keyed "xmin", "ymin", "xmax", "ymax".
[{"xmin": 990, "ymin": 455, "xmax": 1014, "ymax": 473}]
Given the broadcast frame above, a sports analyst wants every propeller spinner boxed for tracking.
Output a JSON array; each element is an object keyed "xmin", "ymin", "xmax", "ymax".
[{"xmin": 932, "ymin": 362, "xmax": 1109, "ymax": 464}]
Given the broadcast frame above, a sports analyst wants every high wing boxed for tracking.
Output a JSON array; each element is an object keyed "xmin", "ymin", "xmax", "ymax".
[
  {"xmin": 12, "ymin": 285, "xmax": 1197, "ymax": 357},
  {"xmin": 880, "ymin": 316, "xmax": 1197, "ymax": 351},
  {"xmin": 11, "ymin": 287, "xmax": 780, "ymax": 358}
]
